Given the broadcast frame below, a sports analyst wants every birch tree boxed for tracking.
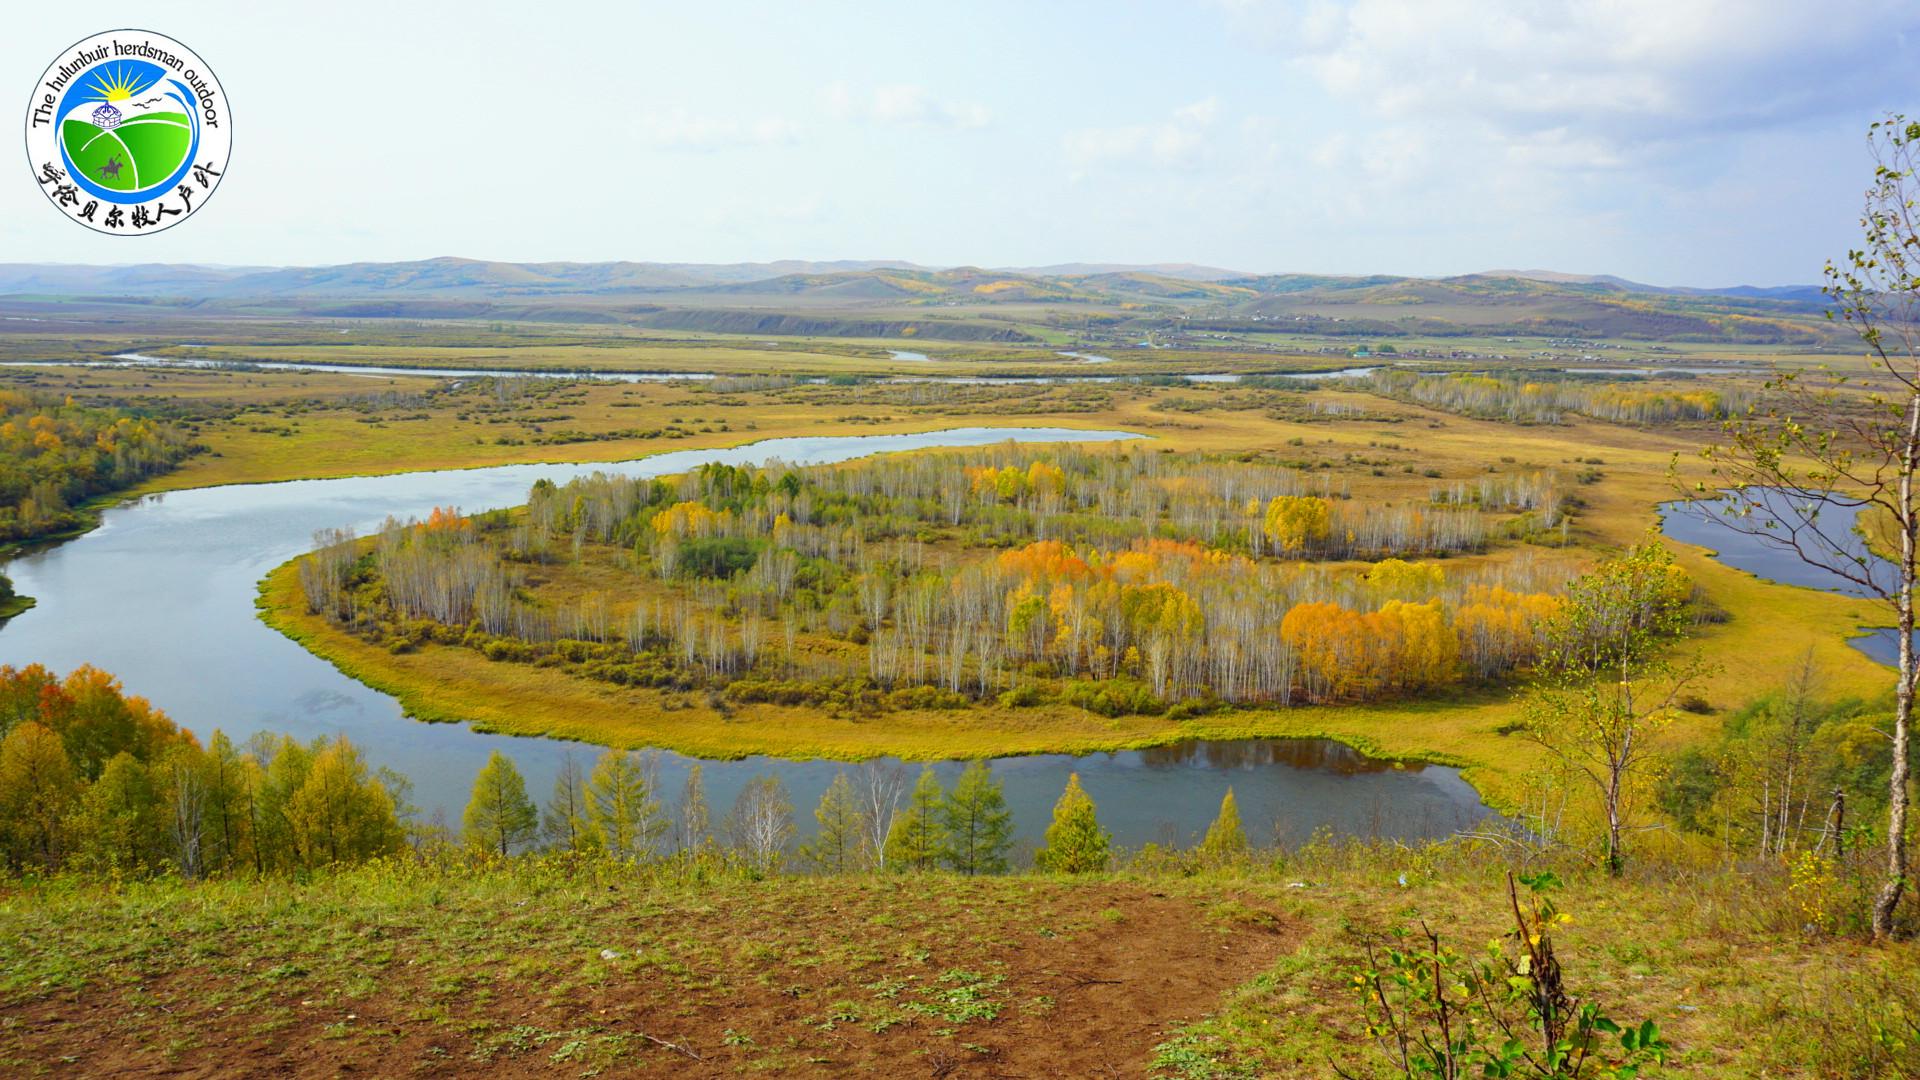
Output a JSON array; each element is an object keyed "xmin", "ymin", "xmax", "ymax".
[{"xmin": 1688, "ymin": 115, "xmax": 1920, "ymax": 937}]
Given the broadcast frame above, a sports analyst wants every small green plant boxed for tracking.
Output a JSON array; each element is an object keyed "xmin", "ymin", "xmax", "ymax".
[{"xmin": 1337, "ymin": 871, "xmax": 1668, "ymax": 1079}]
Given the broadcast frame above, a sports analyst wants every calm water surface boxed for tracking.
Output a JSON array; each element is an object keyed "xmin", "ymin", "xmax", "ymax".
[
  {"xmin": 1, "ymin": 426, "xmax": 1492, "ymax": 844},
  {"xmin": 1658, "ymin": 495, "xmax": 1902, "ymax": 666}
]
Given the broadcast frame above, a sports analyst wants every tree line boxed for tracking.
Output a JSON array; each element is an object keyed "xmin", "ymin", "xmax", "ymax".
[
  {"xmin": 1329, "ymin": 369, "xmax": 1752, "ymax": 426},
  {"xmin": 0, "ymin": 661, "xmax": 1258, "ymax": 881},
  {"xmin": 0, "ymin": 388, "xmax": 195, "ymax": 544},
  {"xmin": 0, "ymin": 664, "xmax": 407, "ymax": 876}
]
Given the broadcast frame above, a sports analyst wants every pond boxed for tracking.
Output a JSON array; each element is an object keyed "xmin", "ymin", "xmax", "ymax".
[
  {"xmin": 1658, "ymin": 494, "xmax": 1901, "ymax": 667},
  {"xmin": 0, "ymin": 426, "xmax": 1493, "ymax": 847}
]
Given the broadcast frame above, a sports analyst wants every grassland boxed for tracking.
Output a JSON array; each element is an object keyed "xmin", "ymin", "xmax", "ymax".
[{"xmin": 0, "ymin": 850, "xmax": 1908, "ymax": 1078}]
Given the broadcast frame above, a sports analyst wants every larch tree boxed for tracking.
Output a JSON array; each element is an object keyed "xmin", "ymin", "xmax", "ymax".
[
  {"xmin": 0, "ymin": 723, "xmax": 78, "ymax": 871},
  {"xmin": 463, "ymin": 750, "xmax": 539, "ymax": 856},
  {"xmin": 1687, "ymin": 114, "xmax": 1920, "ymax": 938},
  {"xmin": 1201, "ymin": 787, "xmax": 1248, "ymax": 859},
  {"xmin": 884, "ymin": 766, "xmax": 948, "ymax": 871},
  {"xmin": 541, "ymin": 750, "xmax": 596, "ymax": 853},
  {"xmin": 941, "ymin": 760, "xmax": 1014, "ymax": 875},
  {"xmin": 586, "ymin": 749, "xmax": 665, "ymax": 860},
  {"xmin": 1035, "ymin": 773, "xmax": 1110, "ymax": 874},
  {"xmin": 287, "ymin": 738, "xmax": 406, "ymax": 868},
  {"xmin": 806, "ymin": 771, "xmax": 866, "ymax": 873}
]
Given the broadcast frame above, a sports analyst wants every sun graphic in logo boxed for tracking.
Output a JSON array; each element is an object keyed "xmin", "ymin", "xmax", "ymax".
[
  {"xmin": 80, "ymin": 64, "xmax": 154, "ymax": 130},
  {"xmin": 55, "ymin": 59, "xmax": 194, "ymax": 197}
]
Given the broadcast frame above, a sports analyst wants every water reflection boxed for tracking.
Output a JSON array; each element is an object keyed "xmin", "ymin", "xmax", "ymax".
[{"xmin": 1133, "ymin": 738, "xmax": 1418, "ymax": 774}]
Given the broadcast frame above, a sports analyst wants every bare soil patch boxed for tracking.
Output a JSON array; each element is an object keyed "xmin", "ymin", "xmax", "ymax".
[{"xmin": 1, "ymin": 876, "xmax": 1295, "ymax": 1079}]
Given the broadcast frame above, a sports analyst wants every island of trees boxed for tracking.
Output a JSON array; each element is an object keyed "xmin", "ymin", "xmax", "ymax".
[{"xmin": 292, "ymin": 443, "xmax": 1578, "ymax": 719}]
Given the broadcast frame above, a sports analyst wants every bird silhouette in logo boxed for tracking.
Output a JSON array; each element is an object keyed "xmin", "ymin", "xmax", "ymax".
[{"xmin": 97, "ymin": 155, "xmax": 123, "ymax": 180}]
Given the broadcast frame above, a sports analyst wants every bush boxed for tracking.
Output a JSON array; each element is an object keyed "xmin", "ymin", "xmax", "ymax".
[
  {"xmin": 482, "ymin": 639, "xmax": 535, "ymax": 663},
  {"xmin": 886, "ymin": 684, "xmax": 970, "ymax": 711},
  {"xmin": 1064, "ymin": 678, "xmax": 1166, "ymax": 717},
  {"xmin": 997, "ymin": 685, "xmax": 1045, "ymax": 709},
  {"xmin": 675, "ymin": 536, "xmax": 766, "ymax": 579}
]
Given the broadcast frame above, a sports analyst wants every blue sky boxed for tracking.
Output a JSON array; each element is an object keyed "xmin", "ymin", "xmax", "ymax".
[{"xmin": 7, "ymin": 0, "xmax": 1917, "ymax": 284}]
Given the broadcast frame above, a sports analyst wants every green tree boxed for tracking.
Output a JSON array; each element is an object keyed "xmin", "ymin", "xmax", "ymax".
[
  {"xmin": 463, "ymin": 750, "xmax": 539, "ymax": 856},
  {"xmin": 248, "ymin": 733, "xmax": 313, "ymax": 872},
  {"xmin": 586, "ymin": 749, "xmax": 665, "ymax": 860},
  {"xmin": 883, "ymin": 766, "xmax": 947, "ymax": 871},
  {"xmin": 69, "ymin": 751, "xmax": 158, "ymax": 874},
  {"xmin": 805, "ymin": 771, "xmax": 867, "ymax": 873},
  {"xmin": 1523, "ymin": 540, "xmax": 1706, "ymax": 876},
  {"xmin": 199, "ymin": 731, "xmax": 257, "ymax": 874},
  {"xmin": 1201, "ymin": 787, "xmax": 1248, "ymax": 859},
  {"xmin": 941, "ymin": 760, "xmax": 1013, "ymax": 875},
  {"xmin": 1035, "ymin": 772, "xmax": 1109, "ymax": 874},
  {"xmin": 541, "ymin": 750, "xmax": 596, "ymax": 853}
]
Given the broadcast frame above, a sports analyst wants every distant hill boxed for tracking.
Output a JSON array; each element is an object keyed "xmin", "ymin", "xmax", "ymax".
[
  {"xmin": 993, "ymin": 263, "xmax": 1252, "ymax": 281},
  {"xmin": 0, "ymin": 258, "xmax": 1825, "ymax": 305},
  {"xmin": 1483, "ymin": 269, "xmax": 1828, "ymax": 304}
]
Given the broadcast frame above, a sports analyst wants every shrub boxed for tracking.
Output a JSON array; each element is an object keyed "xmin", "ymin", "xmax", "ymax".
[{"xmin": 1064, "ymin": 678, "xmax": 1165, "ymax": 717}]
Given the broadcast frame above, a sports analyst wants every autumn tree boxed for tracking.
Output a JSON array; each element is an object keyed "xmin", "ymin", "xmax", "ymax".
[
  {"xmin": 0, "ymin": 723, "xmax": 77, "ymax": 871},
  {"xmin": 1035, "ymin": 773, "xmax": 1109, "ymax": 873},
  {"xmin": 586, "ymin": 749, "xmax": 665, "ymax": 860},
  {"xmin": 1685, "ymin": 114, "xmax": 1920, "ymax": 938},
  {"xmin": 286, "ymin": 739, "xmax": 405, "ymax": 867},
  {"xmin": 541, "ymin": 751, "xmax": 596, "ymax": 853},
  {"xmin": 1201, "ymin": 787, "xmax": 1249, "ymax": 859},
  {"xmin": 1522, "ymin": 541, "xmax": 1704, "ymax": 876},
  {"xmin": 804, "ymin": 771, "xmax": 867, "ymax": 873},
  {"xmin": 941, "ymin": 761, "xmax": 1013, "ymax": 875},
  {"xmin": 463, "ymin": 750, "xmax": 539, "ymax": 856},
  {"xmin": 884, "ymin": 766, "xmax": 948, "ymax": 871}
]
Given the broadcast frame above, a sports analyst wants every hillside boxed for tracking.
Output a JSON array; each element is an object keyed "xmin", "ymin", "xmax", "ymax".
[{"xmin": 0, "ymin": 259, "xmax": 1836, "ymax": 345}]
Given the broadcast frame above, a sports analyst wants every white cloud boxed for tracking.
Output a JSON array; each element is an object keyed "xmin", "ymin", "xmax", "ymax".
[
  {"xmin": 639, "ymin": 109, "xmax": 802, "ymax": 151},
  {"xmin": 1065, "ymin": 97, "xmax": 1223, "ymax": 168},
  {"xmin": 1214, "ymin": 0, "xmax": 1920, "ymax": 144},
  {"xmin": 822, "ymin": 81, "xmax": 991, "ymax": 129}
]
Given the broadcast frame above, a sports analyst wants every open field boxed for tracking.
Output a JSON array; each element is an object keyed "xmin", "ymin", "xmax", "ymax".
[{"xmin": 0, "ymin": 853, "xmax": 1910, "ymax": 1079}]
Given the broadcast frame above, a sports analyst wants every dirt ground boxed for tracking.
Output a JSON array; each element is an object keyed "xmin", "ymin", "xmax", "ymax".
[{"xmin": 1, "ymin": 881, "xmax": 1296, "ymax": 1079}]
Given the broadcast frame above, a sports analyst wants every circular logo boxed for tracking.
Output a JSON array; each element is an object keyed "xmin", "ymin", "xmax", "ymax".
[{"xmin": 23, "ymin": 30, "xmax": 230, "ymax": 235}]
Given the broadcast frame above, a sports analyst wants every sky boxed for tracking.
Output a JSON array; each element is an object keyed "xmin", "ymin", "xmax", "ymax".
[{"xmin": 6, "ymin": 0, "xmax": 1917, "ymax": 285}]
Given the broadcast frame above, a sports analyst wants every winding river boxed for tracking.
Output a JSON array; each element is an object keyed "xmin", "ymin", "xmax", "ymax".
[{"xmin": 0, "ymin": 426, "xmax": 1491, "ymax": 849}]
